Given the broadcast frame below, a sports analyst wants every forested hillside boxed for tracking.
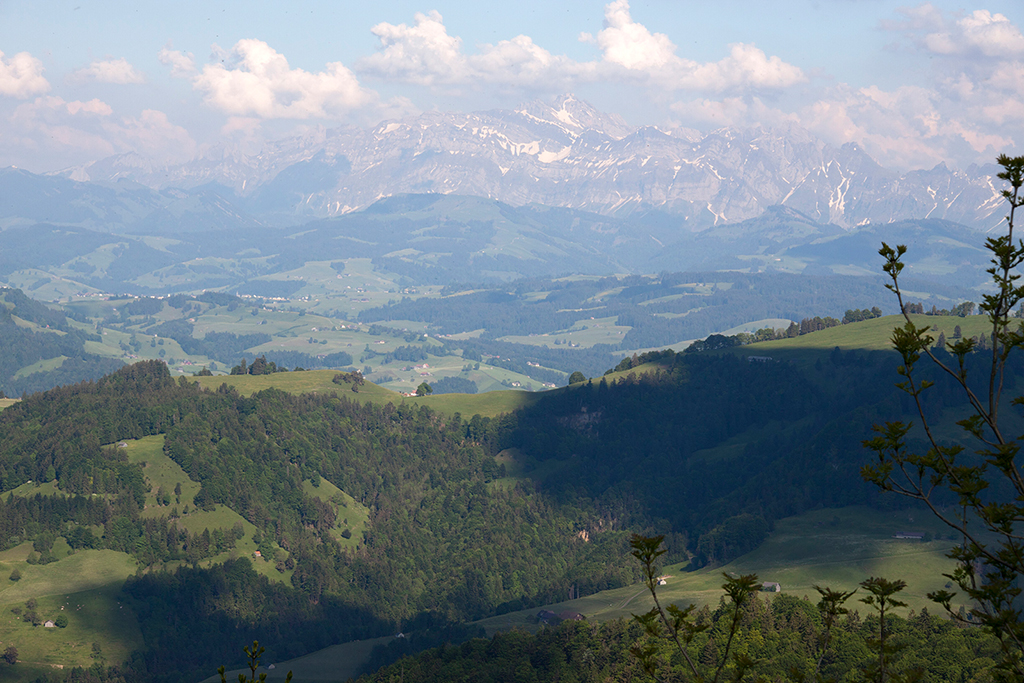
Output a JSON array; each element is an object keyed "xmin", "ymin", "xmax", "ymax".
[
  {"xmin": 0, "ymin": 362, "xmax": 634, "ymax": 682},
  {"xmin": 0, "ymin": 328, "xmax": 1007, "ymax": 681},
  {"xmin": 0, "ymin": 288, "xmax": 123, "ymax": 397}
]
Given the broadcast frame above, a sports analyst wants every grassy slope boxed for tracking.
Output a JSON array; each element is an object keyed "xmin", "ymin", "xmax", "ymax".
[
  {"xmin": 0, "ymin": 545, "xmax": 142, "ymax": 683},
  {"xmin": 191, "ymin": 360, "xmax": 672, "ymax": 420},
  {"xmin": 473, "ymin": 506, "xmax": 960, "ymax": 636},
  {"xmin": 122, "ymin": 435, "xmax": 200, "ymax": 512},
  {"xmin": 302, "ymin": 479, "xmax": 371, "ymax": 550},
  {"xmin": 194, "ymin": 370, "xmax": 398, "ymax": 402},
  {"xmin": 12, "ymin": 356, "xmax": 67, "ymax": 380},
  {"xmin": 733, "ymin": 314, "xmax": 993, "ymax": 359},
  {"xmin": 499, "ymin": 315, "xmax": 630, "ymax": 348},
  {"xmin": 235, "ymin": 504, "xmax": 963, "ymax": 682},
  {"xmin": 0, "ymin": 398, "xmax": 18, "ymax": 411},
  {"xmin": 193, "ymin": 369, "xmax": 543, "ymax": 419},
  {"xmin": 120, "ymin": 435, "xmax": 293, "ymax": 583},
  {"xmin": 196, "ymin": 637, "xmax": 396, "ymax": 683}
]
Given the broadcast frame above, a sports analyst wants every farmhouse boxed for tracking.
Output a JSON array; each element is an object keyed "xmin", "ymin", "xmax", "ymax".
[
  {"xmin": 537, "ymin": 610, "xmax": 559, "ymax": 625},
  {"xmin": 44, "ymin": 620, "xmax": 56, "ymax": 628},
  {"xmin": 761, "ymin": 582, "xmax": 782, "ymax": 593},
  {"xmin": 893, "ymin": 532, "xmax": 924, "ymax": 540},
  {"xmin": 558, "ymin": 611, "xmax": 585, "ymax": 621}
]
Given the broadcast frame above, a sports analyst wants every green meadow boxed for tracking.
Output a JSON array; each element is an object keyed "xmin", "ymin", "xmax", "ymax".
[
  {"xmin": 197, "ymin": 636, "xmax": 396, "ymax": 683},
  {"xmin": 736, "ymin": 314, "xmax": 994, "ymax": 359},
  {"xmin": 473, "ymin": 505, "xmax": 961, "ymax": 636},
  {"xmin": 193, "ymin": 369, "xmax": 547, "ymax": 419},
  {"xmin": 301, "ymin": 479, "xmax": 371, "ymax": 550},
  {"xmin": 371, "ymin": 352, "xmax": 559, "ymax": 395},
  {"xmin": 121, "ymin": 435, "xmax": 200, "ymax": 513},
  {"xmin": 118, "ymin": 436, "xmax": 293, "ymax": 583},
  {"xmin": 0, "ymin": 583, "xmax": 144, "ymax": 683},
  {"xmin": 0, "ymin": 545, "xmax": 141, "ymax": 683},
  {"xmin": 12, "ymin": 356, "xmax": 67, "ymax": 380},
  {"xmin": 414, "ymin": 389, "xmax": 542, "ymax": 418},
  {"xmin": 193, "ymin": 369, "xmax": 400, "ymax": 403},
  {"xmin": 499, "ymin": 316, "xmax": 631, "ymax": 349}
]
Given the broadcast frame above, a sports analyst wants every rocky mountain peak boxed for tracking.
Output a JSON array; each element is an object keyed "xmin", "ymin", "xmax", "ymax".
[{"xmin": 42, "ymin": 94, "xmax": 1007, "ymax": 230}]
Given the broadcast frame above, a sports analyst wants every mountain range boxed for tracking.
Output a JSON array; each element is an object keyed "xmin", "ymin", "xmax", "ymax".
[
  {"xmin": 43, "ymin": 94, "xmax": 1006, "ymax": 230},
  {"xmin": 0, "ymin": 192, "xmax": 992, "ymax": 297}
]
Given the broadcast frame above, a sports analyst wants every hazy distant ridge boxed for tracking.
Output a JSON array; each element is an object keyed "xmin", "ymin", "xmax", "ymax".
[{"xmin": 51, "ymin": 94, "xmax": 1005, "ymax": 230}]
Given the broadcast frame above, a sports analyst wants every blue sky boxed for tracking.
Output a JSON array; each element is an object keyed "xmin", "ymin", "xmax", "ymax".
[{"xmin": 1, "ymin": 0, "xmax": 1023, "ymax": 173}]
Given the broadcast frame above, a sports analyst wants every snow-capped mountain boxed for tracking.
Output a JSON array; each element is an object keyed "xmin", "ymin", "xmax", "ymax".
[{"xmin": 54, "ymin": 94, "xmax": 1006, "ymax": 230}]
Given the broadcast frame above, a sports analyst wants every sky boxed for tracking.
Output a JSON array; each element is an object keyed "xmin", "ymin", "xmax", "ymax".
[{"xmin": 1, "ymin": 0, "xmax": 1023, "ymax": 174}]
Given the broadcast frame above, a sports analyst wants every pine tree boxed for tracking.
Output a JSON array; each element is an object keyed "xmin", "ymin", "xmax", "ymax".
[
  {"xmin": 699, "ymin": 638, "xmax": 719, "ymax": 668},
  {"xmin": 865, "ymin": 154, "xmax": 1024, "ymax": 678}
]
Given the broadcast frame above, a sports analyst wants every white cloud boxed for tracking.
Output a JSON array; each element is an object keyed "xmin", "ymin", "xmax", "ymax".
[
  {"xmin": 800, "ymin": 84, "xmax": 1011, "ymax": 169},
  {"xmin": 358, "ymin": 11, "xmax": 590, "ymax": 88},
  {"xmin": 594, "ymin": 0, "xmax": 676, "ymax": 70},
  {"xmin": 3, "ymin": 96, "xmax": 196, "ymax": 167},
  {"xmin": 65, "ymin": 99, "xmax": 114, "ymax": 116},
  {"xmin": 924, "ymin": 10, "xmax": 1024, "ymax": 58},
  {"xmin": 590, "ymin": 2, "xmax": 804, "ymax": 91},
  {"xmin": 988, "ymin": 61, "xmax": 1024, "ymax": 95},
  {"xmin": 221, "ymin": 116, "xmax": 262, "ymax": 137},
  {"xmin": 74, "ymin": 57, "xmax": 146, "ymax": 84},
  {"xmin": 879, "ymin": 3, "xmax": 943, "ymax": 33},
  {"xmin": 671, "ymin": 96, "xmax": 798, "ymax": 129},
  {"xmin": 663, "ymin": 5, "xmax": 1024, "ymax": 170},
  {"xmin": 118, "ymin": 109, "xmax": 196, "ymax": 160},
  {"xmin": 7, "ymin": 96, "xmax": 121, "ymax": 161},
  {"xmin": 0, "ymin": 50, "xmax": 50, "ymax": 98},
  {"xmin": 470, "ymin": 35, "xmax": 593, "ymax": 87},
  {"xmin": 668, "ymin": 72, "xmax": 1017, "ymax": 171},
  {"xmin": 358, "ymin": 2, "xmax": 803, "ymax": 93},
  {"xmin": 169, "ymin": 39, "xmax": 377, "ymax": 119},
  {"xmin": 360, "ymin": 10, "xmax": 467, "ymax": 86},
  {"xmin": 684, "ymin": 43, "xmax": 806, "ymax": 91},
  {"xmin": 158, "ymin": 44, "xmax": 197, "ymax": 78}
]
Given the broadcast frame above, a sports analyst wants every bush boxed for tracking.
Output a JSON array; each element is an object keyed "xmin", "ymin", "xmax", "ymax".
[
  {"xmin": 8, "ymin": 568, "xmax": 20, "ymax": 582},
  {"xmin": 55, "ymin": 614, "xmax": 68, "ymax": 628}
]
